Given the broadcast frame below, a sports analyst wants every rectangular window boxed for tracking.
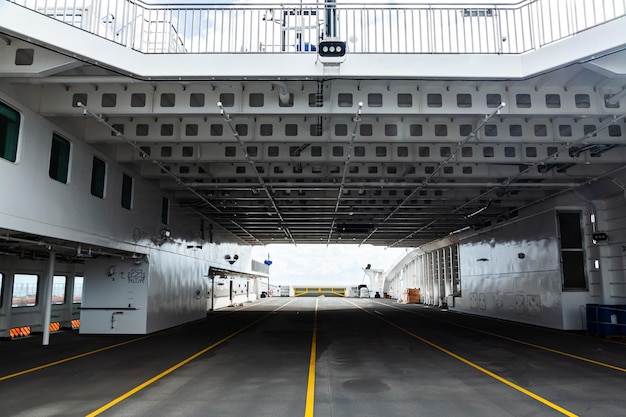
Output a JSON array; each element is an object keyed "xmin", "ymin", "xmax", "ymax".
[
  {"xmin": 91, "ymin": 156, "xmax": 107, "ymax": 198},
  {"xmin": 161, "ymin": 197, "xmax": 170, "ymax": 225},
  {"xmin": 557, "ymin": 212, "xmax": 587, "ymax": 290},
  {"xmin": 12, "ymin": 274, "xmax": 39, "ymax": 307},
  {"xmin": 73, "ymin": 276, "xmax": 83, "ymax": 304},
  {"xmin": 121, "ymin": 173, "xmax": 133, "ymax": 210},
  {"xmin": 52, "ymin": 275, "xmax": 67, "ymax": 304},
  {"xmin": 0, "ymin": 101, "xmax": 20, "ymax": 162},
  {"xmin": 49, "ymin": 133, "xmax": 71, "ymax": 183}
]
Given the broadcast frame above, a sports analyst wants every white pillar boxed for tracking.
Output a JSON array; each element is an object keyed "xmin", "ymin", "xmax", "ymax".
[{"xmin": 42, "ymin": 251, "xmax": 55, "ymax": 347}]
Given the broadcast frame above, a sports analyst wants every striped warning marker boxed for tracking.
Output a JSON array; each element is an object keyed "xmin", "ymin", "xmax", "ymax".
[
  {"xmin": 9, "ymin": 326, "xmax": 32, "ymax": 338},
  {"xmin": 71, "ymin": 319, "xmax": 80, "ymax": 329},
  {"xmin": 49, "ymin": 322, "xmax": 61, "ymax": 332}
]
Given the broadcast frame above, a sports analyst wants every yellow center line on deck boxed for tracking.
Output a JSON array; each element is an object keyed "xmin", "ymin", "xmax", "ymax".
[
  {"xmin": 0, "ymin": 298, "xmax": 275, "ymax": 383},
  {"xmin": 0, "ymin": 336, "xmax": 150, "ymax": 382},
  {"xmin": 345, "ymin": 299, "xmax": 579, "ymax": 417},
  {"xmin": 372, "ymin": 300, "xmax": 626, "ymax": 374},
  {"xmin": 304, "ymin": 298, "xmax": 319, "ymax": 417},
  {"xmin": 86, "ymin": 298, "xmax": 298, "ymax": 417}
]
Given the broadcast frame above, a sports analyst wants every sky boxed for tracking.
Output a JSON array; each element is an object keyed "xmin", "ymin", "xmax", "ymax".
[{"xmin": 252, "ymin": 244, "xmax": 409, "ymax": 287}]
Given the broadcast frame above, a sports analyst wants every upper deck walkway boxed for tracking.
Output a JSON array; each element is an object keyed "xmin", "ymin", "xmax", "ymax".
[{"xmin": 2, "ymin": 0, "xmax": 626, "ymax": 79}]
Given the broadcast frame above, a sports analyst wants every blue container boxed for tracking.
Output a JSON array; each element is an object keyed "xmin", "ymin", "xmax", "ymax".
[
  {"xmin": 617, "ymin": 305, "xmax": 626, "ymax": 335},
  {"xmin": 597, "ymin": 305, "xmax": 621, "ymax": 337},
  {"xmin": 586, "ymin": 304, "xmax": 599, "ymax": 335}
]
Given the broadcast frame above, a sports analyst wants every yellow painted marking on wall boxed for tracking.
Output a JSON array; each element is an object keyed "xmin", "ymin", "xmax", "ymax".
[
  {"xmin": 373, "ymin": 300, "xmax": 626, "ymax": 374},
  {"xmin": 304, "ymin": 298, "xmax": 319, "ymax": 417},
  {"xmin": 86, "ymin": 298, "xmax": 298, "ymax": 417},
  {"xmin": 0, "ymin": 336, "xmax": 150, "ymax": 381},
  {"xmin": 346, "ymin": 299, "xmax": 578, "ymax": 417}
]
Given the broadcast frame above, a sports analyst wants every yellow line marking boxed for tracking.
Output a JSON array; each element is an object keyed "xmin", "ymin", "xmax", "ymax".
[
  {"xmin": 0, "ymin": 336, "xmax": 150, "ymax": 382},
  {"xmin": 0, "ymin": 298, "xmax": 273, "ymax": 382},
  {"xmin": 374, "ymin": 300, "xmax": 626, "ymax": 374},
  {"xmin": 304, "ymin": 298, "xmax": 319, "ymax": 417},
  {"xmin": 345, "ymin": 299, "xmax": 578, "ymax": 417},
  {"xmin": 86, "ymin": 298, "xmax": 297, "ymax": 417}
]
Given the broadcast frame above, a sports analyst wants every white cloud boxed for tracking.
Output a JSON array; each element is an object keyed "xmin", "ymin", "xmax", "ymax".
[{"xmin": 252, "ymin": 244, "xmax": 408, "ymax": 287}]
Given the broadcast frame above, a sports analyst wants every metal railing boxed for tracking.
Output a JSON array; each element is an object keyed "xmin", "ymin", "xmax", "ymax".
[{"xmin": 8, "ymin": 0, "xmax": 626, "ymax": 54}]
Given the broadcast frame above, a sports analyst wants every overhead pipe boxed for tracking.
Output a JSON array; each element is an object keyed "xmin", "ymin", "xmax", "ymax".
[
  {"xmin": 270, "ymin": 81, "xmax": 291, "ymax": 105},
  {"xmin": 361, "ymin": 103, "xmax": 506, "ymax": 246},
  {"xmin": 453, "ymin": 112, "xmax": 626, "ymax": 214},
  {"xmin": 218, "ymin": 102, "xmax": 295, "ymax": 245}
]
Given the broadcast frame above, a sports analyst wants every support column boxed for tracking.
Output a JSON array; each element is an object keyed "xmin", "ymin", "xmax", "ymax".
[{"xmin": 42, "ymin": 251, "xmax": 55, "ymax": 347}]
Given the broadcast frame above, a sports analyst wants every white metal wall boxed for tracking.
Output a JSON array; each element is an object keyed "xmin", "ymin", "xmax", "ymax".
[{"xmin": 0, "ymin": 90, "xmax": 262, "ymax": 335}]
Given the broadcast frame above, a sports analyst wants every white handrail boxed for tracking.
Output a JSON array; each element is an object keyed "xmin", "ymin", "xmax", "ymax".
[{"xmin": 7, "ymin": 0, "xmax": 626, "ymax": 54}]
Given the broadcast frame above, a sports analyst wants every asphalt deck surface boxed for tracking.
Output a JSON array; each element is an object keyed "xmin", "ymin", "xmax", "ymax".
[{"xmin": 2, "ymin": 297, "xmax": 626, "ymax": 417}]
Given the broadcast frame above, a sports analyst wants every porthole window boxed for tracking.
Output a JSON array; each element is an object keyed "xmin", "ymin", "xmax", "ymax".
[
  {"xmin": 235, "ymin": 124, "xmax": 248, "ymax": 136},
  {"xmin": 410, "ymin": 124, "xmax": 423, "ymax": 136},
  {"xmin": 427, "ymin": 93, "xmax": 442, "ymax": 107},
  {"xmin": 516, "ymin": 94, "xmax": 532, "ymax": 108},
  {"xmin": 311, "ymin": 146, "xmax": 322, "ymax": 157},
  {"xmin": 160, "ymin": 93, "xmax": 175, "ymax": 107},
  {"xmin": 484, "ymin": 124, "xmax": 498, "ymax": 136},
  {"xmin": 385, "ymin": 124, "xmax": 397, "ymax": 136},
  {"xmin": 249, "ymin": 93, "xmax": 264, "ymax": 107},
  {"xmin": 397, "ymin": 93, "xmax": 412, "ymax": 107},
  {"xmin": 335, "ymin": 124, "xmax": 348, "ymax": 136},
  {"xmin": 459, "ymin": 124, "xmax": 472, "ymax": 136},
  {"xmin": 534, "ymin": 124, "xmax": 547, "ymax": 137},
  {"xmin": 210, "ymin": 124, "xmax": 223, "ymax": 136},
  {"xmin": 434, "ymin": 125, "xmax": 447, "ymax": 136},
  {"xmin": 268, "ymin": 146, "xmax": 279, "ymax": 157},
  {"xmin": 160, "ymin": 124, "xmax": 174, "ymax": 136},
  {"xmin": 368, "ymin": 93, "xmax": 383, "ymax": 107},
  {"xmin": 545, "ymin": 94, "xmax": 561, "ymax": 108},
  {"xmin": 338, "ymin": 93, "xmax": 353, "ymax": 107},
  {"xmin": 72, "ymin": 94, "xmax": 87, "ymax": 107},
  {"xmin": 102, "ymin": 93, "xmax": 117, "ymax": 107},
  {"xmin": 575, "ymin": 94, "xmax": 591, "ymax": 108},
  {"xmin": 285, "ymin": 124, "xmax": 298, "ymax": 136},
  {"xmin": 457, "ymin": 94, "xmax": 472, "ymax": 108},
  {"xmin": 486, "ymin": 93, "xmax": 502, "ymax": 108},
  {"xmin": 509, "ymin": 125, "xmax": 523, "ymax": 136},
  {"xmin": 260, "ymin": 124, "xmax": 273, "ymax": 136},
  {"xmin": 185, "ymin": 124, "xmax": 198, "ymax": 136},
  {"xmin": 219, "ymin": 93, "xmax": 235, "ymax": 107},
  {"xmin": 131, "ymin": 93, "xmax": 146, "ymax": 107},
  {"xmin": 190, "ymin": 93, "xmax": 205, "ymax": 107}
]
